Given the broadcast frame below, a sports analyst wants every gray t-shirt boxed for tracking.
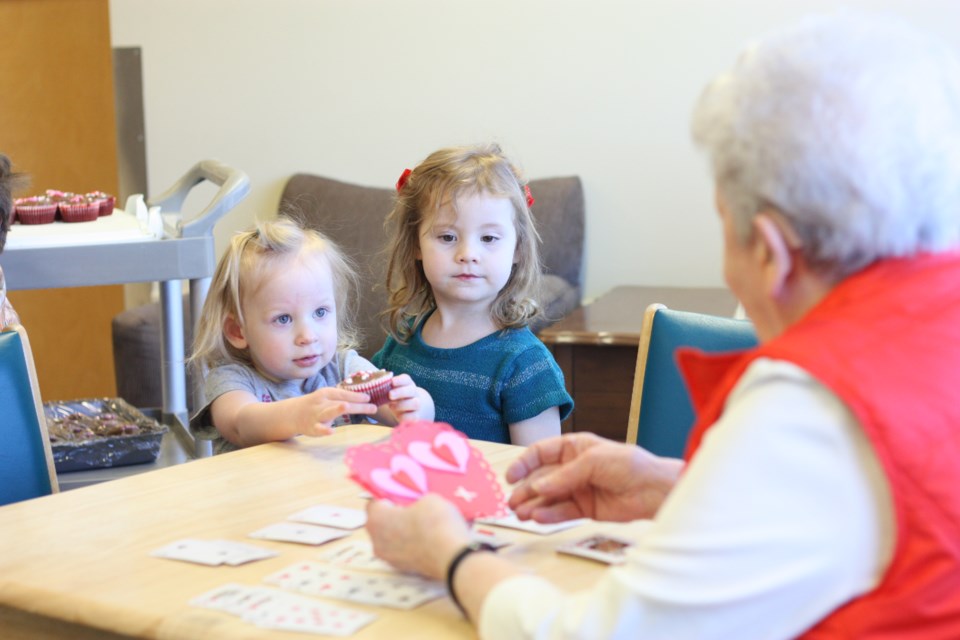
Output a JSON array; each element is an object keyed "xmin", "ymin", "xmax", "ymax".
[{"xmin": 191, "ymin": 349, "xmax": 375, "ymax": 454}]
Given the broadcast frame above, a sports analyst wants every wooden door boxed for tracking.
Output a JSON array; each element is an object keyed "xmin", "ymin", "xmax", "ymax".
[{"xmin": 0, "ymin": 0, "xmax": 124, "ymax": 400}]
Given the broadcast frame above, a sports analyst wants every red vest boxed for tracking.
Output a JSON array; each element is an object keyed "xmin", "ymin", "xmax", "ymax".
[{"xmin": 678, "ymin": 254, "xmax": 960, "ymax": 638}]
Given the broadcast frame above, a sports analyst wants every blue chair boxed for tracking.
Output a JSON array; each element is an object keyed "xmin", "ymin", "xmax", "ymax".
[
  {"xmin": 625, "ymin": 304, "xmax": 758, "ymax": 457},
  {"xmin": 0, "ymin": 324, "xmax": 58, "ymax": 505}
]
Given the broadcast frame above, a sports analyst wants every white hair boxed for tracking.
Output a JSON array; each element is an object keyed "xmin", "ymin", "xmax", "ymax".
[{"xmin": 692, "ymin": 11, "xmax": 960, "ymax": 277}]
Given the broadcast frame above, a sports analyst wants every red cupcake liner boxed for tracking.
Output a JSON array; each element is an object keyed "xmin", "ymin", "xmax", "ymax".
[
  {"xmin": 341, "ymin": 371, "xmax": 394, "ymax": 405},
  {"xmin": 60, "ymin": 202, "xmax": 100, "ymax": 223},
  {"xmin": 15, "ymin": 204, "xmax": 57, "ymax": 224},
  {"xmin": 97, "ymin": 195, "xmax": 116, "ymax": 216}
]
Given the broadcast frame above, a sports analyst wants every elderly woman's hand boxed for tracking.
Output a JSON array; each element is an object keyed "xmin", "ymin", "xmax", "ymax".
[
  {"xmin": 365, "ymin": 494, "xmax": 472, "ymax": 579},
  {"xmin": 507, "ymin": 432, "xmax": 685, "ymax": 523}
]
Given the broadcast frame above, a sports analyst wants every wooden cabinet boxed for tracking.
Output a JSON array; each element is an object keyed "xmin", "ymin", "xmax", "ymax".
[{"xmin": 1, "ymin": 0, "xmax": 123, "ymax": 400}]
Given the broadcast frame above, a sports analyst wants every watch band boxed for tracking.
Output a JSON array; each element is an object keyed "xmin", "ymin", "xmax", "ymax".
[{"xmin": 446, "ymin": 540, "xmax": 497, "ymax": 617}]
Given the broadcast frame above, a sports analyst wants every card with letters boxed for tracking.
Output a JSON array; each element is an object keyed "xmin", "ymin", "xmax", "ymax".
[{"xmin": 345, "ymin": 421, "xmax": 506, "ymax": 520}]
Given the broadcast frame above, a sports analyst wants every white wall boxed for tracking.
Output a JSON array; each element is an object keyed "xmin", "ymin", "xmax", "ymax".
[{"xmin": 109, "ymin": 0, "xmax": 960, "ymax": 302}]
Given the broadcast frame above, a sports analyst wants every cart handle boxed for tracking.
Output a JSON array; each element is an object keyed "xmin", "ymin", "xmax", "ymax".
[{"xmin": 147, "ymin": 159, "xmax": 250, "ymax": 238}]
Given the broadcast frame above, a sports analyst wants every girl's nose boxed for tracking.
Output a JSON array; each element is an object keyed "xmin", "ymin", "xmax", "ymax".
[
  {"xmin": 295, "ymin": 325, "xmax": 317, "ymax": 345},
  {"xmin": 456, "ymin": 240, "xmax": 479, "ymax": 263}
]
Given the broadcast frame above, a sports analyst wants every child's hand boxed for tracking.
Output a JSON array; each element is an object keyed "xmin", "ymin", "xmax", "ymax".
[
  {"xmin": 384, "ymin": 374, "xmax": 435, "ymax": 423},
  {"xmin": 296, "ymin": 387, "xmax": 378, "ymax": 436}
]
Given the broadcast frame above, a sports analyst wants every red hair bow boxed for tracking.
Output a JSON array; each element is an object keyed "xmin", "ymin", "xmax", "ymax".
[
  {"xmin": 524, "ymin": 185, "xmax": 535, "ymax": 208},
  {"xmin": 396, "ymin": 168, "xmax": 412, "ymax": 193}
]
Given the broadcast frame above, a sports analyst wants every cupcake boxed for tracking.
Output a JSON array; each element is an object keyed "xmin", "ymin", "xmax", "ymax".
[
  {"xmin": 14, "ymin": 196, "xmax": 57, "ymax": 224},
  {"xmin": 59, "ymin": 194, "xmax": 100, "ymax": 223},
  {"xmin": 44, "ymin": 190, "xmax": 71, "ymax": 220},
  {"xmin": 338, "ymin": 370, "xmax": 394, "ymax": 405},
  {"xmin": 87, "ymin": 191, "xmax": 116, "ymax": 216}
]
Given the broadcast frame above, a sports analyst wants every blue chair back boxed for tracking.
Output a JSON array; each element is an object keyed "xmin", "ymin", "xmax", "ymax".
[
  {"xmin": 0, "ymin": 325, "xmax": 58, "ymax": 505},
  {"xmin": 626, "ymin": 305, "xmax": 758, "ymax": 458}
]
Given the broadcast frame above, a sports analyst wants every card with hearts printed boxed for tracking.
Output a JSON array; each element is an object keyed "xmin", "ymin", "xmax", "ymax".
[
  {"xmin": 263, "ymin": 561, "xmax": 444, "ymax": 610},
  {"xmin": 344, "ymin": 421, "xmax": 507, "ymax": 520},
  {"xmin": 190, "ymin": 583, "xmax": 378, "ymax": 635}
]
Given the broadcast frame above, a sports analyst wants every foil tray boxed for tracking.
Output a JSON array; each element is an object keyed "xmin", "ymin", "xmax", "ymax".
[{"xmin": 45, "ymin": 397, "xmax": 169, "ymax": 472}]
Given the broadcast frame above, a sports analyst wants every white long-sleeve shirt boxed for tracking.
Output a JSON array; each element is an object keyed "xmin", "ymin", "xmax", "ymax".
[{"xmin": 480, "ymin": 358, "xmax": 895, "ymax": 639}]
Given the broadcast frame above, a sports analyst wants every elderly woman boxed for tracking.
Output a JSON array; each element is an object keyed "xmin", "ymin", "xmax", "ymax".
[
  {"xmin": 0, "ymin": 154, "xmax": 23, "ymax": 330},
  {"xmin": 365, "ymin": 12, "xmax": 960, "ymax": 638}
]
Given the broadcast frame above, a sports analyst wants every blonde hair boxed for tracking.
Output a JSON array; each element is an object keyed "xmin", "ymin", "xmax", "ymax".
[
  {"xmin": 191, "ymin": 216, "xmax": 360, "ymax": 370},
  {"xmin": 383, "ymin": 143, "xmax": 543, "ymax": 342}
]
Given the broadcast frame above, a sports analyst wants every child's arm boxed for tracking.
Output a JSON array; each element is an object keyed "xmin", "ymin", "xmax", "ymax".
[
  {"xmin": 508, "ymin": 406, "xmax": 561, "ymax": 446},
  {"xmin": 210, "ymin": 387, "xmax": 377, "ymax": 447},
  {"xmin": 374, "ymin": 373, "xmax": 435, "ymax": 426}
]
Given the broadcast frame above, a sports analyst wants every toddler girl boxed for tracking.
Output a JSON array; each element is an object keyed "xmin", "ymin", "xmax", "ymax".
[
  {"xmin": 373, "ymin": 143, "xmax": 573, "ymax": 445},
  {"xmin": 191, "ymin": 217, "xmax": 433, "ymax": 453}
]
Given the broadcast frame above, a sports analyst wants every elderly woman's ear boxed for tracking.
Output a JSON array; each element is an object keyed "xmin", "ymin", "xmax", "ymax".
[{"xmin": 752, "ymin": 212, "xmax": 796, "ymax": 298}]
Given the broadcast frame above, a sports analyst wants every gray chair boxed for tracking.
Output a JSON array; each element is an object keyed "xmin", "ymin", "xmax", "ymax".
[
  {"xmin": 112, "ymin": 174, "xmax": 586, "ymax": 407},
  {"xmin": 277, "ymin": 173, "xmax": 586, "ymax": 358},
  {"xmin": 0, "ymin": 324, "xmax": 59, "ymax": 505}
]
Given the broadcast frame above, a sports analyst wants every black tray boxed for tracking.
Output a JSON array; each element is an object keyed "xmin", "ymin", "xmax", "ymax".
[{"xmin": 45, "ymin": 398, "xmax": 169, "ymax": 473}]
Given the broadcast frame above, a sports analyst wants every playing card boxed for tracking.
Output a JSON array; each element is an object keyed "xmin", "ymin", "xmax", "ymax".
[
  {"xmin": 345, "ymin": 420, "xmax": 507, "ymax": 519},
  {"xmin": 249, "ymin": 522, "xmax": 351, "ymax": 546},
  {"xmin": 264, "ymin": 561, "xmax": 444, "ymax": 610},
  {"xmin": 475, "ymin": 510, "xmax": 588, "ymax": 535},
  {"xmin": 191, "ymin": 584, "xmax": 291, "ymax": 619},
  {"xmin": 245, "ymin": 591, "xmax": 378, "ymax": 636},
  {"xmin": 556, "ymin": 533, "xmax": 634, "ymax": 564},
  {"xmin": 317, "ymin": 541, "xmax": 397, "ymax": 573},
  {"xmin": 189, "ymin": 583, "xmax": 253, "ymax": 611},
  {"xmin": 214, "ymin": 539, "xmax": 280, "ymax": 565},
  {"xmin": 470, "ymin": 526, "xmax": 513, "ymax": 549},
  {"xmin": 151, "ymin": 539, "xmax": 276, "ymax": 566},
  {"xmin": 288, "ymin": 504, "xmax": 367, "ymax": 530},
  {"xmin": 151, "ymin": 539, "xmax": 230, "ymax": 565},
  {"xmin": 190, "ymin": 583, "xmax": 377, "ymax": 636}
]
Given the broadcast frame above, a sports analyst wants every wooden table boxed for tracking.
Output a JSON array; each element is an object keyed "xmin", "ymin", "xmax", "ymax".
[
  {"xmin": 540, "ymin": 285, "xmax": 738, "ymax": 442},
  {"xmin": 0, "ymin": 424, "xmax": 639, "ymax": 639}
]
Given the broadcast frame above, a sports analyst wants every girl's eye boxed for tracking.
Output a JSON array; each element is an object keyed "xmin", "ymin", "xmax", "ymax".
[
  {"xmin": 275, "ymin": 314, "xmax": 292, "ymax": 325},
  {"xmin": 313, "ymin": 307, "xmax": 328, "ymax": 319},
  {"xmin": 438, "ymin": 233, "xmax": 456, "ymax": 243},
  {"xmin": 481, "ymin": 235, "xmax": 499, "ymax": 243}
]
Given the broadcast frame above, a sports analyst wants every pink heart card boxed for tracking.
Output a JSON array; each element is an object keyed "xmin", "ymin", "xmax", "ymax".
[{"xmin": 345, "ymin": 421, "xmax": 506, "ymax": 520}]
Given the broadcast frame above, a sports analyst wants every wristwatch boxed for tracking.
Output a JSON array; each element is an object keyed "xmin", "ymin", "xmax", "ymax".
[{"xmin": 446, "ymin": 540, "xmax": 498, "ymax": 617}]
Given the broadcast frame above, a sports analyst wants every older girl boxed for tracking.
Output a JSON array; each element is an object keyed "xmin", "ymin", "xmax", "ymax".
[{"xmin": 373, "ymin": 143, "xmax": 572, "ymax": 445}]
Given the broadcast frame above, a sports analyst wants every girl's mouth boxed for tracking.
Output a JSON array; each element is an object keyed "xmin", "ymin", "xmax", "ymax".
[{"xmin": 295, "ymin": 355, "xmax": 319, "ymax": 367}]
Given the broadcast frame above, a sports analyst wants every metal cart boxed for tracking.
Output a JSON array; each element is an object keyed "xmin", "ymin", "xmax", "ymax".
[{"xmin": 2, "ymin": 160, "xmax": 249, "ymax": 468}]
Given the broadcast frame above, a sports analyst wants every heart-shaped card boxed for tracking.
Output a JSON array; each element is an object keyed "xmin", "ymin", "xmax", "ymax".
[{"xmin": 345, "ymin": 421, "xmax": 506, "ymax": 520}]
